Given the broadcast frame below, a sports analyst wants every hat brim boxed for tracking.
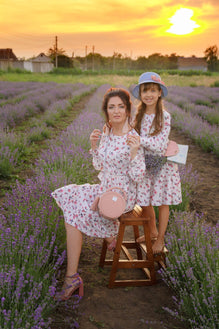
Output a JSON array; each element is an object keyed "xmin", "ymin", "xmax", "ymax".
[{"xmin": 131, "ymin": 81, "xmax": 168, "ymax": 99}]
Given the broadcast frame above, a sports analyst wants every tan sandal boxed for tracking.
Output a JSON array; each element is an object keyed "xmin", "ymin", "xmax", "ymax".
[{"xmin": 106, "ymin": 237, "xmax": 117, "ymax": 251}]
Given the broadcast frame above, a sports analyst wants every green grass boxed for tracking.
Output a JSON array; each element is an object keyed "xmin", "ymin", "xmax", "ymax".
[{"xmin": 0, "ymin": 71, "xmax": 219, "ymax": 87}]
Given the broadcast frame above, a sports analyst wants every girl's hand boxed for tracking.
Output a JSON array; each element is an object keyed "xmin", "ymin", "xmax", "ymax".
[
  {"xmin": 127, "ymin": 134, "xmax": 140, "ymax": 159},
  {"xmin": 90, "ymin": 129, "xmax": 102, "ymax": 150}
]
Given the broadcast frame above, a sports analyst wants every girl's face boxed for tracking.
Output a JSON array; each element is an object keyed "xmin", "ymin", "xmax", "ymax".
[
  {"xmin": 107, "ymin": 96, "xmax": 127, "ymax": 126},
  {"xmin": 140, "ymin": 83, "xmax": 161, "ymax": 107}
]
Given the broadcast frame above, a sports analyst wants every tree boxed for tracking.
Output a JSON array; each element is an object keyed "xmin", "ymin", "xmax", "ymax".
[
  {"xmin": 47, "ymin": 45, "xmax": 67, "ymax": 67},
  {"xmin": 204, "ymin": 45, "xmax": 219, "ymax": 71}
]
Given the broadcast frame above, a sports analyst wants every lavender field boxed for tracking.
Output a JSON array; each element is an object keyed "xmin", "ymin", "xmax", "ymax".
[
  {"xmin": 0, "ymin": 81, "xmax": 218, "ymax": 328},
  {"xmin": 0, "ymin": 81, "xmax": 95, "ymax": 178}
]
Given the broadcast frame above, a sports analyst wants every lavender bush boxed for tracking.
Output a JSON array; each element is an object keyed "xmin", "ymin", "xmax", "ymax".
[
  {"xmin": 165, "ymin": 101, "xmax": 219, "ymax": 157},
  {"xmin": 161, "ymin": 211, "xmax": 219, "ymax": 329},
  {"xmin": 0, "ymin": 84, "xmax": 109, "ymax": 328},
  {"xmin": 166, "ymin": 86, "xmax": 219, "ymax": 126},
  {"xmin": 0, "ymin": 82, "xmax": 95, "ymax": 178}
]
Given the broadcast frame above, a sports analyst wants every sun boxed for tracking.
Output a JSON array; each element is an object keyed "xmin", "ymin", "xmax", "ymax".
[{"xmin": 166, "ymin": 8, "xmax": 200, "ymax": 35}]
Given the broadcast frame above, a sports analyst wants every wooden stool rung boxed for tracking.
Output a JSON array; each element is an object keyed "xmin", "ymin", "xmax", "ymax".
[
  {"xmin": 121, "ymin": 245, "xmax": 134, "ymax": 261},
  {"xmin": 99, "ymin": 208, "xmax": 167, "ymax": 288}
]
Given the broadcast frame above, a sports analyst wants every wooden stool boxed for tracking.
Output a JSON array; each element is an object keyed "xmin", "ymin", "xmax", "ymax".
[{"xmin": 99, "ymin": 207, "xmax": 168, "ymax": 288}]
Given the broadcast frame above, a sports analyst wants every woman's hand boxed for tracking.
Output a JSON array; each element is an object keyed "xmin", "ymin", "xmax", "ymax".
[
  {"xmin": 90, "ymin": 129, "xmax": 102, "ymax": 150},
  {"xmin": 127, "ymin": 134, "xmax": 140, "ymax": 159},
  {"xmin": 103, "ymin": 122, "xmax": 111, "ymax": 136}
]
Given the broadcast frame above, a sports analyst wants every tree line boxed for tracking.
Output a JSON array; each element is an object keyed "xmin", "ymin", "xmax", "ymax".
[{"xmin": 47, "ymin": 45, "xmax": 219, "ymax": 72}]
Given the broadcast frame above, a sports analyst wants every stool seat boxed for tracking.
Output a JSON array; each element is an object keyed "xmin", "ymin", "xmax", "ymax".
[{"xmin": 99, "ymin": 207, "xmax": 167, "ymax": 288}]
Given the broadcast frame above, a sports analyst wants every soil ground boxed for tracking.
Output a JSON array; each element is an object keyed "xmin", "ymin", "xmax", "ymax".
[{"xmin": 1, "ymin": 92, "xmax": 218, "ymax": 329}]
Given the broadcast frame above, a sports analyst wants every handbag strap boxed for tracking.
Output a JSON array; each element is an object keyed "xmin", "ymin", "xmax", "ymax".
[{"xmin": 105, "ymin": 187, "xmax": 127, "ymax": 201}]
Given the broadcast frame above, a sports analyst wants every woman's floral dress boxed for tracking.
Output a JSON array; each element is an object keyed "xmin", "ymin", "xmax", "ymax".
[
  {"xmin": 51, "ymin": 129, "xmax": 145, "ymax": 238},
  {"xmin": 136, "ymin": 110, "xmax": 182, "ymax": 206}
]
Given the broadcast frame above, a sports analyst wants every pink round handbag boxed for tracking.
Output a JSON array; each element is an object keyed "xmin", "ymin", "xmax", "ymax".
[{"xmin": 90, "ymin": 187, "xmax": 127, "ymax": 220}]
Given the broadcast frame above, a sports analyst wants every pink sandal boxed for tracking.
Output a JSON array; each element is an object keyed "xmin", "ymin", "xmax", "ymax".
[{"xmin": 56, "ymin": 273, "xmax": 84, "ymax": 301}]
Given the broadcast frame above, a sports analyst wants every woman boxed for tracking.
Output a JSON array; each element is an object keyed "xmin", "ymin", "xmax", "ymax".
[{"xmin": 51, "ymin": 88, "xmax": 145, "ymax": 300}]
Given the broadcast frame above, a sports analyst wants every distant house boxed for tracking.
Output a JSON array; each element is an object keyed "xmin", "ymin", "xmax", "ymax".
[
  {"xmin": 0, "ymin": 48, "xmax": 17, "ymax": 60},
  {"xmin": 0, "ymin": 49, "xmax": 54, "ymax": 73},
  {"xmin": 24, "ymin": 52, "xmax": 54, "ymax": 73},
  {"xmin": 0, "ymin": 48, "xmax": 19, "ymax": 70},
  {"xmin": 31, "ymin": 53, "xmax": 52, "ymax": 63},
  {"xmin": 178, "ymin": 57, "xmax": 207, "ymax": 71}
]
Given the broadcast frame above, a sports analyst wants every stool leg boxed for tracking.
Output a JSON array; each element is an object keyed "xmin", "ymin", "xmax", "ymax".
[
  {"xmin": 108, "ymin": 222, "xmax": 125, "ymax": 288},
  {"xmin": 99, "ymin": 239, "xmax": 107, "ymax": 268},
  {"xmin": 143, "ymin": 221, "xmax": 156, "ymax": 283},
  {"xmin": 133, "ymin": 225, "xmax": 143, "ymax": 260}
]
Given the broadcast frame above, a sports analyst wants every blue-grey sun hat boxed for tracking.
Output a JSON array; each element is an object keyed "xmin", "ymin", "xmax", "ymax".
[{"xmin": 132, "ymin": 72, "xmax": 168, "ymax": 99}]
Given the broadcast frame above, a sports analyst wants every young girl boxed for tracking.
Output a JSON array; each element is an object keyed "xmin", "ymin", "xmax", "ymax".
[
  {"xmin": 132, "ymin": 72, "xmax": 182, "ymax": 254},
  {"xmin": 51, "ymin": 88, "xmax": 145, "ymax": 300}
]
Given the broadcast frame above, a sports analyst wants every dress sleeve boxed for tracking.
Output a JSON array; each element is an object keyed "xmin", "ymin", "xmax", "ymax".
[
  {"xmin": 140, "ymin": 112, "xmax": 171, "ymax": 154},
  {"xmin": 89, "ymin": 134, "xmax": 107, "ymax": 171},
  {"xmin": 128, "ymin": 146, "xmax": 145, "ymax": 183}
]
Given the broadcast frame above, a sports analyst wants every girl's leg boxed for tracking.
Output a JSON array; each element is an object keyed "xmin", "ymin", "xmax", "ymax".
[
  {"xmin": 137, "ymin": 205, "xmax": 158, "ymax": 242},
  {"xmin": 105, "ymin": 236, "xmax": 117, "ymax": 251},
  {"xmin": 152, "ymin": 205, "xmax": 169, "ymax": 254}
]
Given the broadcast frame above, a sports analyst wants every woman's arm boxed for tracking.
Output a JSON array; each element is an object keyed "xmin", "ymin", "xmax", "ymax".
[{"xmin": 89, "ymin": 129, "xmax": 108, "ymax": 171}]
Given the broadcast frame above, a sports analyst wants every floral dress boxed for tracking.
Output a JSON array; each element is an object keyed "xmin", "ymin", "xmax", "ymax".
[
  {"xmin": 51, "ymin": 129, "xmax": 145, "ymax": 238},
  {"xmin": 136, "ymin": 110, "xmax": 182, "ymax": 206}
]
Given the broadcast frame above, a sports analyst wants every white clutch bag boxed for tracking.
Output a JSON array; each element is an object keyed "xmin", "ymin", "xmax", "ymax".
[{"xmin": 167, "ymin": 144, "xmax": 189, "ymax": 165}]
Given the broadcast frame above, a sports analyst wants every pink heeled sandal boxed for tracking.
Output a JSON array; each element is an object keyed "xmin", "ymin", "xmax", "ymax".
[{"xmin": 56, "ymin": 273, "xmax": 84, "ymax": 300}]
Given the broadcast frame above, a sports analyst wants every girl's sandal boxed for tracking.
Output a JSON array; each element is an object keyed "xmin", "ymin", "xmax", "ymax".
[
  {"xmin": 55, "ymin": 273, "xmax": 84, "ymax": 301},
  {"xmin": 136, "ymin": 235, "xmax": 158, "ymax": 243}
]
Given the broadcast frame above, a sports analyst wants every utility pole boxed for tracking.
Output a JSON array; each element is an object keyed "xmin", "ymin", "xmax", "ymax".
[
  {"xmin": 92, "ymin": 45, "xmax": 95, "ymax": 71},
  {"xmin": 55, "ymin": 36, "xmax": 58, "ymax": 68},
  {"xmin": 72, "ymin": 52, "xmax": 74, "ymax": 68},
  {"xmin": 85, "ymin": 45, "xmax": 87, "ymax": 70},
  {"xmin": 113, "ymin": 51, "xmax": 116, "ymax": 71}
]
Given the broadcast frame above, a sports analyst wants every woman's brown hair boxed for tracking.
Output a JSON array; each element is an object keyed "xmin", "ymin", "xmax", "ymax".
[
  {"xmin": 102, "ymin": 88, "xmax": 132, "ymax": 126},
  {"xmin": 134, "ymin": 83, "xmax": 164, "ymax": 136}
]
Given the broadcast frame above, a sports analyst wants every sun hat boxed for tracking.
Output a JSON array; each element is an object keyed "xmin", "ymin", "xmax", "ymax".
[{"xmin": 132, "ymin": 72, "xmax": 168, "ymax": 99}]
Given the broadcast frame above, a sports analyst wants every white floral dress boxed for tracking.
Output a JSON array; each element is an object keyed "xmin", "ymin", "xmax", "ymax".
[
  {"xmin": 136, "ymin": 110, "xmax": 182, "ymax": 206},
  {"xmin": 51, "ymin": 129, "xmax": 145, "ymax": 238}
]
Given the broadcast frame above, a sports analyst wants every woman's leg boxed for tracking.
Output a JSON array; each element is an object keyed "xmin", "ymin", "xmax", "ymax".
[
  {"xmin": 56, "ymin": 222, "xmax": 84, "ymax": 299},
  {"xmin": 137, "ymin": 205, "xmax": 158, "ymax": 242},
  {"xmin": 65, "ymin": 222, "xmax": 83, "ymax": 277},
  {"xmin": 152, "ymin": 205, "xmax": 169, "ymax": 253}
]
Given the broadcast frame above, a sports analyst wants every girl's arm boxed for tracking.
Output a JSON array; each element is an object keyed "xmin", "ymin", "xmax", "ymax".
[{"xmin": 140, "ymin": 112, "xmax": 171, "ymax": 154}]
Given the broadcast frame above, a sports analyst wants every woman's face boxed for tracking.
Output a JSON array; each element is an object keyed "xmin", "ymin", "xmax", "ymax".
[{"xmin": 107, "ymin": 96, "xmax": 127, "ymax": 126}]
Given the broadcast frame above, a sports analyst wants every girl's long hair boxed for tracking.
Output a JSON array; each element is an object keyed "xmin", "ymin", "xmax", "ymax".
[{"xmin": 134, "ymin": 83, "xmax": 164, "ymax": 136}]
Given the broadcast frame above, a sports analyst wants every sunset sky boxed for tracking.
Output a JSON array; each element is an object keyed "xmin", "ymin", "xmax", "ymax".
[{"xmin": 0, "ymin": 0, "xmax": 218, "ymax": 59}]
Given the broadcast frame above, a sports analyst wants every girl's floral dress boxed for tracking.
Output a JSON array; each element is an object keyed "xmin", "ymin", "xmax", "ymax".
[
  {"xmin": 137, "ymin": 110, "xmax": 182, "ymax": 206},
  {"xmin": 51, "ymin": 129, "xmax": 145, "ymax": 238}
]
